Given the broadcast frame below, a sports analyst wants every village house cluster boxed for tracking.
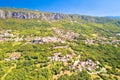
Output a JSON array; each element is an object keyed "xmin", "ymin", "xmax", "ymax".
[
  {"xmin": 48, "ymin": 47, "xmax": 102, "ymax": 73},
  {"xmin": 71, "ymin": 59, "xmax": 100, "ymax": 72},
  {"xmin": 116, "ymin": 33, "xmax": 120, "ymax": 36},
  {"xmin": 49, "ymin": 52, "xmax": 101, "ymax": 73},
  {"xmin": 49, "ymin": 52, "xmax": 75, "ymax": 62},
  {"xmin": 32, "ymin": 27, "xmax": 79, "ymax": 44},
  {"xmin": 32, "ymin": 36, "xmax": 65, "ymax": 44},
  {"xmin": 0, "ymin": 28, "xmax": 119, "ymax": 46},
  {"xmin": 0, "ymin": 29, "xmax": 23, "ymax": 42},
  {"xmin": 28, "ymin": 27, "xmax": 80, "ymax": 44},
  {"xmin": 85, "ymin": 36, "xmax": 107, "ymax": 45},
  {"xmin": 52, "ymin": 27, "xmax": 79, "ymax": 40},
  {"xmin": 85, "ymin": 36, "xmax": 120, "ymax": 45},
  {"xmin": 5, "ymin": 52, "xmax": 21, "ymax": 61},
  {"xmin": 0, "ymin": 28, "xmax": 77, "ymax": 43},
  {"xmin": 85, "ymin": 39, "xmax": 95, "ymax": 44},
  {"xmin": 0, "ymin": 29, "xmax": 14, "ymax": 41}
]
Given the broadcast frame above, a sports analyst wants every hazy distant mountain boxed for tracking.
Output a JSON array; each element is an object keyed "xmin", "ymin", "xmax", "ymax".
[{"xmin": 105, "ymin": 16, "xmax": 120, "ymax": 19}]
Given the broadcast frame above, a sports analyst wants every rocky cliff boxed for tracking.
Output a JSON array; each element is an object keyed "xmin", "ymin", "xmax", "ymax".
[
  {"xmin": 0, "ymin": 8, "xmax": 70, "ymax": 20},
  {"xmin": 0, "ymin": 8, "xmax": 114, "ymax": 23}
]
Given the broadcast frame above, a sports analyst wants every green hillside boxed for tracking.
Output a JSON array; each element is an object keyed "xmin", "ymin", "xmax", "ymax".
[{"xmin": 0, "ymin": 8, "xmax": 120, "ymax": 80}]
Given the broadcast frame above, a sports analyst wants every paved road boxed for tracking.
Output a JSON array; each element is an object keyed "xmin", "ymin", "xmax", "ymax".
[{"xmin": 88, "ymin": 68, "xmax": 106, "ymax": 75}]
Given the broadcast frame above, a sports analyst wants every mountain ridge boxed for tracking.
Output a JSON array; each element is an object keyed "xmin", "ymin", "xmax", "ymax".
[{"xmin": 0, "ymin": 8, "xmax": 115, "ymax": 23}]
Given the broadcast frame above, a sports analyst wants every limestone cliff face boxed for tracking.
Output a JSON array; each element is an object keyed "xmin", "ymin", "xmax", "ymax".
[
  {"xmin": 0, "ymin": 8, "xmax": 114, "ymax": 23},
  {"xmin": 0, "ymin": 9, "xmax": 69, "ymax": 20},
  {"xmin": 0, "ymin": 9, "xmax": 87, "ymax": 21},
  {"xmin": 0, "ymin": 10, "xmax": 5, "ymax": 19}
]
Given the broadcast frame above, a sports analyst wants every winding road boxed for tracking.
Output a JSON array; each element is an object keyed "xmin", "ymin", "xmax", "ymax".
[{"xmin": 1, "ymin": 63, "xmax": 16, "ymax": 80}]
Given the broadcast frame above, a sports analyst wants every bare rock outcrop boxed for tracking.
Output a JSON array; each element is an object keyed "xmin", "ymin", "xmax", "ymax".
[{"xmin": 0, "ymin": 8, "xmax": 114, "ymax": 23}]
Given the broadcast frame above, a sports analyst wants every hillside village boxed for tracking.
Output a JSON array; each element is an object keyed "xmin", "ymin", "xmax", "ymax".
[
  {"xmin": 49, "ymin": 52, "xmax": 104, "ymax": 73},
  {"xmin": 0, "ymin": 27, "xmax": 120, "ymax": 45},
  {"xmin": 2, "ymin": 27, "xmax": 119, "ymax": 75},
  {"xmin": 0, "ymin": 8, "xmax": 120, "ymax": 80}
]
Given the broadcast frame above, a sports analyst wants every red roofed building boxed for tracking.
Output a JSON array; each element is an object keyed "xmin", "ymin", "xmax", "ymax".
[{"xmin": 10, "ymin": 53, "xmax": 21, "ymax": 60}]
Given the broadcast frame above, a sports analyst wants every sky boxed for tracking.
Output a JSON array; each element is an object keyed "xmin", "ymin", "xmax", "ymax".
[{"xmin": 0, "ymin": 0, "xmax": 120, "ymax": 16}]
